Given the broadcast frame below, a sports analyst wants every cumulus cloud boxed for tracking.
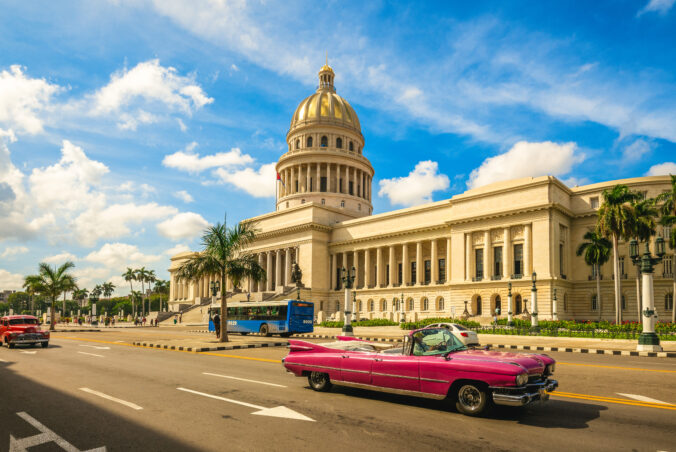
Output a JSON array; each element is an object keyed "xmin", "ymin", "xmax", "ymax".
[
  {"xmin": 378, "ymin": 161, "xmax": 450, "ymax": 207},
  {"xmin": 0, "ymin": 269, "xmax": 24, "ymax": 290},
  {"xmin": 637, "ymin": 0, "xmax": 675, "ymax": 16},
  {"xmin": 622, "ymin": 138, "xmax": 654, "ymax": 161},
  {"xmin": 157, "ymin": 212, "xmax": 209, "ymax": 240},
  {"xmin": 173, "ymin": 190, "xmax": 194, "ymax": 203},
  {"xmin": 467, "ymin": 141, "xmax": 585, "ymax": 189},
  {"xmin": 0, "ymin": 65, "xmax": 60, "ymax": 135},
  {"xmin": 84, "ymin": 242, "xmax": 162, "ymax": 268},
  {"xmin": 0, "ymin": 246, "xmax": 29, "ymax": 259},
  {"xmin": 646, "ymin": 162, "xmax": 676, "ymax": 176},
  {"xmin": 42, "ymin": 252, "xmax": 78, "ymax": 264},
  {"xmin": 166, "ymin": 243, "xmax": 191, "ymax": 255},
  {"xmin": 214, "ymin": 162, "xmax": 277, "ymax": 198},
  {"xmin": 163, "ymin": 144, "xmax": 253, "ymax": 173}
]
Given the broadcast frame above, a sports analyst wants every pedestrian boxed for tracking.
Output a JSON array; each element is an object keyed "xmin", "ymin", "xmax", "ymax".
[
  {"xmin": 142, "ymin": 316, "xmax": 146, "ymax": 326},
  {"xmin": 179, "ymin": 313, "xmax": 182, "ymax": 323},
  {"xmin": 213, "ymin": 312, "xmax": 221, "ymax": 339},
  {"xmin": 173, "ymin": 315, "xmax": 177, "ymax": 325}
]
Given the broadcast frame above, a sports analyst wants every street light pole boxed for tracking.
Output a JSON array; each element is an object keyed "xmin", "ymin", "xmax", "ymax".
[
  {"xmin": 341, "ymin": 266, "xmax": 356, "ymax": 336},
  {"xmin": 552, "ymin": 288, "xmax": 558, "ymax": 321},
  {"xmin": 507, "ymin": 282, "xmax": 514, "ymax": 326},
  {"xmin": 400, "ymin": 292, "xmax": 405, "ymax": 323},
  {"xmin": 630, "ymin": 237, "xmax": 665, "ymax": 352},
  {"xmin": 530, "ymin": 272, "xmax": 539, "ymax": 332}
]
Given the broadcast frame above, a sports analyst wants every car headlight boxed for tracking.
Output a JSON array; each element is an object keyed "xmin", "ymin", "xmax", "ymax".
[
  {"xmin": 515, "ymin": 373, "xmax": 528, "ymax": 386},
  {"xmin": 546, "ymin": 363, "xmax": 555, "ymax": 375}
]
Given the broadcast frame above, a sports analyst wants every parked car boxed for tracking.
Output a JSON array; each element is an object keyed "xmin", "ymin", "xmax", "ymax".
[
  {"xmin": 424, "ymin": 322, "xmax": 480, "ymax": 346},
  {"xmin": 283, "ymin": 327, "xmax": 557, "ymax": 416},
  {"xmin": 0, "ymin": 315, "xmax": 50, "ymax": 348}
]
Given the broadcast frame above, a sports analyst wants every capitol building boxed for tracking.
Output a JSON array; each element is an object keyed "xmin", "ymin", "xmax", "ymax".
[{"xmin": 168, "ymin": 64, "xmax": 674, "ymax": 323}]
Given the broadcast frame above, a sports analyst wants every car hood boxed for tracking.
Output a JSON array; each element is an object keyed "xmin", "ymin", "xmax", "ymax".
[{"xmin": 450, "ymin": 349, "xmax": 553, "ymax": 375}]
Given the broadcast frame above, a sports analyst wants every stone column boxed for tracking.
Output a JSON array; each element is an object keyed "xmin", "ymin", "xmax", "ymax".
[
  {"xmin": 484, "ymin": 231, "xmax": 491, "ymax": 280},
  {"xmin": 402, "ymin": 243, "xmax": 410, "ymax": 285},
  {"xmin": 446, "ymin": 238, "xmax": 452, "ymax": 283},
  {"xmin": 388, "ymin": 245, "xmax": 395, "ymax": 287},
  {"xmin": 316, "ymin": 163, "xmax": 320, "ymax": 193},
  {"xmin": 306, "ymin": 164, "xmax": 311, "ymax": 193},
  {"xmin": 503, "ymin": 227, "xmax": 511, "ymax": 279},
  {"xmin": 290, "ymin": 166, "xmax": 295, "ymax": 195},
  {"xmin": 364, "ymin": 248, "xmax": 371, "ymax": 288},
  {"xmin": 344, "ymin": 165, "xmax": 349, "ymax": 194},
  {"xmin": 328, "ymin": 163, "xmax": 332, "ymax": 192},
  {"xmin": 257, "ymin": 254, "xmax": 263, "ymax": 291},
  {"xmin": 465, "ymin": 233, "xmax": 471, "ymax": 281},
  {"xmin": 416, "ymin": 241, "xmax": 423, "ymax": 285},
  {"xmin": 431, "ymin": 239, "xmax": 438, "ymax": 284},
  {"xmin": 275, "ymin": 249, "xmax": 282, "ymax": 289},
  {"xmin": 285, "ymin": 248, "xmax": 292, "ymax": 286},
  {"xmin": 331, "ymin": 254, "xmax": 337, "ymax": 290},
  {"xmin": 376, "ymin": 247, "xmax": 383, "ymax": 287},
  {"xmin": 524, "ymin": 223, "xmax": 532, "ymax": 276},
  {"xmin": 354, "ymin": 250, "xmax": 360, "ymax": 289},
  {"xmin": 266, "ymin": 252, "xmax": 273, "ymax": 291}
]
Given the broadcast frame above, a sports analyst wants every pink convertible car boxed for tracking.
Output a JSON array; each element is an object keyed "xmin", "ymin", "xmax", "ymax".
[{"xmin": 283, "ymin": 327, "xmax": 558, "ymax": 416}]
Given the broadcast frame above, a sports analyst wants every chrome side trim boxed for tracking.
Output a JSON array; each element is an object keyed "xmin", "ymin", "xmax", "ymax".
[
  {"xmin": 372, "ymin": 372, "xmax": 418, "ymax": 380},
  {"xmin": 420, "ymin": 377, "xmax": 448, "ymax": 383},
  {"xmin": 333, "ymin": 380, "xmax": 446, "ymax": 400},
  {"xmin": 284, "ymin": 362, "xmax": 341, "ymax": 372},
  {"xmin": 342, "ymin": 368, "xmax": 370, "ymax": 374}
]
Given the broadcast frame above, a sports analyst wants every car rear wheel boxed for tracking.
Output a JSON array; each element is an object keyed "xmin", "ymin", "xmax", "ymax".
[
  {"xmin": 8, "ymin": 342, "xmax": 15, "ymax": 349},
  {"xmin": 308, "ymin": 372, "xmax": 332, "ymax": 392},
  {"xmin": 455, "ymin": 383, "xmax": 488, "ymax": 416},
  {"xmin": 259, "ymin": 324, "xmax": 271, "ymax": 337}
]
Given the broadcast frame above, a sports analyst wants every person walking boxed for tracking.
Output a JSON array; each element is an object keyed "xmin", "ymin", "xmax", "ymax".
[{"xmin": 213, "ymin": 312, "xmax": 221, "ymax": 339}]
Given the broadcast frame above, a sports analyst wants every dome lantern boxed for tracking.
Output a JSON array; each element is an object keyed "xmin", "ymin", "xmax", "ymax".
[{"xmin": 318, "ymin": 63, "xmax": 335, "ymax": 92}]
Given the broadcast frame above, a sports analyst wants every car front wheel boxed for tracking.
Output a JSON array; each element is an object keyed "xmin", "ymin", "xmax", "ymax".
[
  {"xmin": 455, "ymin": 383, "xmax": 488, "ymax": 416},
  {"xmin": 41, "ymin": 342, "xmax": 49, "ymax": 348},
  {"xmin": 307, "ymin": 372, "xmax": 332, "ymax": 392}
]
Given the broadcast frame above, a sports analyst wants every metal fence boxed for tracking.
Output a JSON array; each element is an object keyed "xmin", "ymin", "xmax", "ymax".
[{"xmin": 470, "ymin": 326, "xmax": 676, "ymax": 340}]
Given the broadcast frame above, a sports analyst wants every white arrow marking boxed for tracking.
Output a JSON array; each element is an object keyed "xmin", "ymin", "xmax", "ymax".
[
  {"xmin": 176, "ymin": 387, "xmax": 314, "ymax": 422},
  {"xmin": 616, "ymin": 393, "xmax": 672, "ymax": 405},
  {"xmin": 79, "ymin": 345, "xmax": 110, "ymax": 350},
  {"xmin": 0, "ymin": 358, "xmax": 7, "ymax": 362},
  {"xmin": 10, "ymin": 411, "xmax": 106, "ymax": 452},
  {"xmin": 78, "ymin": 388, "xmax": 142, "ymax": 410},
  {"xmin": 19, "ymin": 351, "xmax": 36, "ymax": 354},
  {"xmin": 202, "ymin": 372, "xmax": 287, "ymax": 388},
  {"xmin": 78, "ymin": 352, "xmax": 104, "ymax": 358}
]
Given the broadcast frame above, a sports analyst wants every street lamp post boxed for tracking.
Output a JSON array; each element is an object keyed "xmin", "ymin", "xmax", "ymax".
[
  {"xmin": 552, "ymin": 288, "xmax": 558, "ymax": 321},
  {"xmin": 400, "ymin": 292, "xmax": 405, "ymax": 323},
  {"xmin": 341, "ymin": 266, "xmax": 356, "ymax": 336},
  {"xmin": 630, "ymin": 237, "xmax": 665, "ymax": 352},
  {"xmin": 530, "ymin": 272, "xmax": 539, "ymax": 332},
  {"xmin": 507, "ymin": 282, "xmax": 514, "ymax": 326}
]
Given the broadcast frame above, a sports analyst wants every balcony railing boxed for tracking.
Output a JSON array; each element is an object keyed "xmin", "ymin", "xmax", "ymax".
[
  {"xmin": 662, "ymin": 272, "xmax": 674, "ymax": 278},
  {"xmin": 511, "ymin": 274, "xmax": 523, "ymax": 279},
  {"xmin": 472, "ymin": 276, "xmax": 483, "ymax": 282},
  {"xmin": 490, "ymin": 275, "xmax": 502, "ymax": 281},
  {"xmin": 612, "ymin": 273, "xmax": 628, "ymax": 280},
  {"xmin": 588, "ymin": 275, "xmax": 604, "ymax": 281}
]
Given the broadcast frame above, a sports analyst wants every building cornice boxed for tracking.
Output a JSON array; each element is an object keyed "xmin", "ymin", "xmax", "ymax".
[{"xmin": 253, "ymin": 222, "xmax": 332, "ymax": 241}]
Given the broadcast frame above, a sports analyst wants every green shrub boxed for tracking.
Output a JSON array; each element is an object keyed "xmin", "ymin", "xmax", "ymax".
[
  {"xmin": 319, "ymin": 318, "xmax": 398, "ymax": 328},
  {"xmin": 400, "ymin": 317, "xmax": 481, "ymax": 330}
]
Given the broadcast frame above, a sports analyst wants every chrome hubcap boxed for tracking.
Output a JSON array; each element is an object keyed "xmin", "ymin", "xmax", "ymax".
[
  {"xmin": 311, "ymin": 372, "xmax": 325, "ymax": 386},
  {"xmin": 459, "ymin": 385, "xmax": 482, "ymax": 410}
]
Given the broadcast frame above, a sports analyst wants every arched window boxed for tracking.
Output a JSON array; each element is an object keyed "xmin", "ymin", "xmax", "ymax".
[
  {"xmin": 381, "ymin": 300, "xmax": 387, "ymax": 311},
  {"xmin": 336, "ymin": 137, "xmax": 343, "ymax": 149},
  {"xmin": 408, "ymin": 299, "xmax": 414, "ymax": 311},
  {"xmin": 369, "ymin": 300, "xmax": 375, "ymax": 311},
  {"xmin": 335, "ymin": 301, "xmax": 340, "ymax": 312},
  {"xmin": 358, "ymin": 204, "xmax": 361, "ymax": 211},
  {"xmin": 307, "ymin": 136, "xmax": 313, "ymax": 147},
  {"xmin": 301, "ymin": 199, "xmax": 305, "ymax": 204},
  {"xmin": 515, "ymin": 295, "xmax": 522, "ymax": 314},
  {"xmin": 349, "ymin": 141, "xmax": 354, "ymax": 151},
  {"xmin": 591, "ymin": 294, "xmax": 598, "ymax": 311},
  {"xmin": 340, "ymin": 200, "xmax": 345, "ymax": 208},
  {"xmin": 295, "ymin": 139, "xmax": 300, "ymax": 149},
  {"xmin": 321, "ymin": 199, "xmax": 325, "ymax": 205},
  {"xmin": 437, "ymin": 297, "xmax": 444, "ymax": 311},
  {"xmin": 666, "ymin": 293, "xmax": 674, "ymax": 310},
  {"xmin": 494, "ymin": 295, "xmax": 501, "ymax": 313},
  {"xmin": 422, "ymin": 297, "xmax": 429, "ymax": 311},
  {"xmin": 358, "ymin": 300, "xmax": 362, "ymax": 312},
  {"xmin": 474, "ymin": 296, "xmax": 482, "ymax": 315},
  {"xmin": 393, "ymin": 298, "xmax": 399, "ymax": 311},
  {"xmin": 321, "ymin": 136, "xmax": 328, "ymax": 147},
  {"xmin": 319, "ymin": 301, "xmax": 324, "ymax": 310},
  {"xmin": 285, "ymin": 202, "xmax": 289, "ymax": 208}
]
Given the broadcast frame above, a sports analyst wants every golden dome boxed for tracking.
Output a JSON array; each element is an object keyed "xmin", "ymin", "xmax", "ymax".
[{"xmin": 289, "ymin": 66, "xmax": 361, "ymax": 133}]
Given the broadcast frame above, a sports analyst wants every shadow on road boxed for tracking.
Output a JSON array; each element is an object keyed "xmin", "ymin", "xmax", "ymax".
[{"xmin": 0, "ymin": 360, "xmax": 201, "ymax": 451}]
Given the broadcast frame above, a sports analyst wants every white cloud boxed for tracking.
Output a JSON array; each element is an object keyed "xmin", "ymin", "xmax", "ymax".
[
  {"xmin": 42, "ymin": 252, "xmax": 77, "ymax": 264},
  {"xmin": 0, "ymin": 269, "xmax": 24, "ymax": 290},
  {"xmin": 166, "ymin": 244, "xmax": 190, "ymax": 255},
  {"xmin": 157, "ymin": 212, "xmax": 209, "ymax": 240},
  {"xmin": 378, "ymin": 161, "xmax": 450, "ymax": 207},
  {"xmin": 84, "ymin": 242, "xmax": 161, "ymax": 268},
  {"xmin": 177, "ymin": 118, "xmax": 187, "ymax": 132},
  {"xmin": 231, "ymin": 64, "xmax": 240, "ymax": 72},
  {"xmin": 117, "ymin": 110, "xmax": 158, "ymax": 131},
  {"xmin": 646, "ymin": 162, "xmax": 676, "ymax": 176},
  {"xmin": 622, "ymin": 138, "xmax": 654, "ymax": 161},
  {"xmin": 638, "ymin": 0, "xmax": 675, "ymax": 16},
  {"xmin": 0, "ymin": 65, "xmax": 60, "ymax": 135},
  {"xmin": 163, "ymin": 145, "xmax": 254, "ymax": 173},
  {"xmin": 468, "ymin": 141, "xmax": 585, "ymax": 189},
  {"xmin": 173, "ymin": 190, "xmax": 194, "ymax": 203},
  {"xmin": 0, "ymin": 246, "xmax": 29, "ymax": 259},
  {"xmin": 214, "ymin": 162, "xmax": 277, "ymax": 198}
]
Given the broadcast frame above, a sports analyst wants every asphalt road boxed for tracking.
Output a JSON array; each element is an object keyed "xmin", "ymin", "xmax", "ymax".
[{"xmin": 1, "ymin": 330, "xmax": 675, "ymax": 452}]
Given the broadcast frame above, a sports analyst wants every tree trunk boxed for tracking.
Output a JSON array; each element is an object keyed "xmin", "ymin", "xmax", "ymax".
[
  {"xmin": 672, "ymin": 271, "xmax": 675, "ymax": 323},
  {"xmin": 62, "ymin": 292, "xmax": 66, "ymax": 317},
  {"xmin": 141, "ymin": 281, "xmax": 145, "ymax": 316},
  {"xmin": 612, "ymin": 234, "xmax": 622, "ymax": 323},
  {"xmin": 596, "ymin": 265, "xmax": 602, "ymax": 321},
  {"xmin": 220, "ymin": 271, "xmax": 228, "ymax": 343},
  {"xmin": 636, "ymin": 269, "xmax": 642, "ymax": 324},
  {"xmin": 50, "ymin": 299, "xmax": 56, "ymax": 331}
]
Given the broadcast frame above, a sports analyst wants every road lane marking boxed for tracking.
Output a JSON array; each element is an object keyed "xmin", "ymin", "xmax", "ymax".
[
  {"xmin": 558, "ymin": 362, "xmax": 676, "ymax": 373},
  {"xmin": 78, "ymin": 388, "xmax": 142, "ymax": 410},
  {"xmin": 20, "ymin": 351, "xmax": 37, "ymax": 354},
  {"xmin": 198, "ymin": 352, "xmax": 280, "ymax": 363},
  {"xmin": 176, "ymin": 387, "xmax": 313, "ymax": 421},
  {"xmin": 78, "ymin": 352, "xmax": 104, "ymax": 358},
  {"xmin": 0, "ymin": 358, "xmax": 7, "ymax": 362},
  {"xmin": 79, "ymin": 344, "xmax": 110, "ymax": 350},
  {"xmin": 10, "ymin": 411, "xmax": 106, "ymax": 452},
  {"xmin": 553, "ymin": 391, "xmax": 676, "ymax": 410},
  {"xmin": 202, "ymin": 372, "xmax": 286, "ymax": 387},
  {"xmin": 616, "ymin": 393, "xmax": 671, "ymax": 405}
]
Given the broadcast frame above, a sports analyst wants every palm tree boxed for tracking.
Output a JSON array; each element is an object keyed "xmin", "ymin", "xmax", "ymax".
[
  {"xmin": 576, "ymin": 229, "xmax": 612, "ymax": 320},
  {"xmin": 146, "ymin": 270, "xmax": 156, "ymax": 313},
  {"xmin": 102, "ymin": 282, "xmax": 115, "ymax": 299},
  {"xmin": 627, "ymin": 197, "xmax": 658, "ymax": 323},
  {"xmin": 135, "ymin": 267, "xmax": 149, "ymax": 316},
  {"xmin": 24, "ymin": 262, "xmax": 77, "ymax": 331},
  {"xmin": 122, "ymin": 267, "xmax": 136, "ymax": 316},
  {"xmin": 597, "ymin": 185, "xmax": 641, "ymax": 323},
  {"xmin": 23, "ymin": 275, "xmax": 42, "ymax": 315},
  {"xmin": 656, "ymin": 174, "xmax": 676, "ymax": 322},
  {"xmin": 72, "ymin": 288, "xmax": 89, "ymax": 307},
  {"xmin": 176, "ymin": 218, "xmax": 266, "ymax": 342},
  {"xmin": 154, "ymin": 279, "xmax": 169, "ymax": 312}
]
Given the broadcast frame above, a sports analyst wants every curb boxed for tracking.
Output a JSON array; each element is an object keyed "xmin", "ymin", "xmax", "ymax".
[
  {"xmin": 131, "ymin": 341, "xmax": 289, "ymax": 353},
  {"xmin": 51, "ymin": 329, "xmax": 101, "ymax": 332}
]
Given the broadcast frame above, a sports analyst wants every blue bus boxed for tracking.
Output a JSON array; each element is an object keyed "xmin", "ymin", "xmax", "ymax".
[{"xmin": 208, "ymin": 300, "xmax": 314, "ymax": 337}]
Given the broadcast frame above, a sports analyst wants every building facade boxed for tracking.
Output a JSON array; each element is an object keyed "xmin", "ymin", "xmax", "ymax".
[{"xmin": 168, "ymin": 65, "xmax": 675, "ymax": 323}]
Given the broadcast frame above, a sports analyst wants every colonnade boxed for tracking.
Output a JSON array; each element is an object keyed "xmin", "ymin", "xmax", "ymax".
[
  {"xmin": 249, "ymin": 247, "xmax": 298, "ymax": 292},
  {"xmin": 465, "ymin": 224, "xmax": 532, "ymax": 281},
  {"xmin": 278, "ymin": 162, "xmax": 371, "ymax": 201}
]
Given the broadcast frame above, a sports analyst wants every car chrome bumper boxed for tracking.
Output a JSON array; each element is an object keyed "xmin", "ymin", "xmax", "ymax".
[
  {"xmin": 10, "ymin": 337, "xmax": 48, "ymax": 344},
  {"xmin": 491, "ymin": 379, "xmax": 558, "ymax": 407}
]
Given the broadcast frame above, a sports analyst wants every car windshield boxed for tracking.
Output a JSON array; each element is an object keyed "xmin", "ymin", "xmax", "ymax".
[
  {"xmin": 452, "ymin": 324, "xmax": 469, "ymax": 331},
  {"xmin": 412, "ymin": 328, "xmax": 466, "ymax": 356},
  {"xmin": 9, "ymin": 318, "xmax": 38, "ymax": 325}
]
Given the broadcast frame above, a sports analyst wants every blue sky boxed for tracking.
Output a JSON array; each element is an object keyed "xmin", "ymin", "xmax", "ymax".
[{"xmin": 1, "ymin": 0, "xmax": 675, "ymax": 294}]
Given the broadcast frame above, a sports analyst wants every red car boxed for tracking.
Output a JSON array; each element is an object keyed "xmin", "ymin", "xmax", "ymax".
[{"xmin": 0, "ymin": 315, "xmax": 50, "ymax": 348}]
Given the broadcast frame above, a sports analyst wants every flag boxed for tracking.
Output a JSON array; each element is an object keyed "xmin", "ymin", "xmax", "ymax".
[{"xmin": 277, "ymin": 172, "xmax": 285, "ymax": 186}]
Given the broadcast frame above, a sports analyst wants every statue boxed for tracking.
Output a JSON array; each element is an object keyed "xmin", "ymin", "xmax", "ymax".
[{"xmin": 291, "ymin": 262, "xmax": 304, "ymax": 300}]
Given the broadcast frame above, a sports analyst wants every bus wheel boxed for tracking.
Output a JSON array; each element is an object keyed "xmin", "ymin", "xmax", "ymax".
[{"xmin": 259, "ymin": 324, "xmax": 271, "ymax": 337}]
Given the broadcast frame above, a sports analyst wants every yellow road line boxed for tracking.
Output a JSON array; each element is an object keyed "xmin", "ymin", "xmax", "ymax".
[
  {"xmin": 198, "ymin": 352, "xmax": 281, "ymax": 363},
  {"xmin": 558, "ymin": 362, "xmax": 676, "ymax": 373},
  {"xmin": 553, "ymin": 391, "xmax": 676, "ymax": 410}
]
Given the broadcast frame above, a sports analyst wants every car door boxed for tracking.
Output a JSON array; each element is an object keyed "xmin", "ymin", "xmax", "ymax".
[
  {"xmin": 340, "ymin": 351, "xmax": 374, "ymax": 385},
  {"xmin": 371, "ymin": 354, "xmax": 420, "ymax": 392}
]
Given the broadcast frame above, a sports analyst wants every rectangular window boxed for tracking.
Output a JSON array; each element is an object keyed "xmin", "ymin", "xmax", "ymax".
[
  {"xmin": 309, "ymin": 178, "xmax": 313, "ymax": 192},
  {"xmin": 619, "ymin": 256, "xmax": 625, "ymax": 275},
  {"xmin": 386, "ymin": 264, "xmax": 390, "ymax": 285},
  {"xmin": 424, "ymin": 260, "xmax": 431, "ymax": 284},
  {"xmin": 438, "ymin": 258, "xmax": 446, "ymax": 282},
  {"xmin": 320, "ymin": 177, "xmax": 327, "ymax": 192},
  {"xmin": 475, "ymin": 248, "xmax": 484, "ymax": 280},
  {"xmin": 513, "ymin": 244, "xmax": 523, "ymax": 276},
  {"xmin": 493, "ymin": 247, "xmax": 502, "ymax": 276},
  {"xmin": 664, "ymin": 255, "xmax": 673, "ymax": 277},
  {"xmin": 398, "ymin": 263, "xmax": 403, "ymax": 284},
  {"xmin": 559, "ymin": 243, "xmax": 564, "ymax": 276},
  {"xmin": 411, "ymin": 262, "xmax": 416, "ymax": 284},
  {"xmin": 349, "ymin": 181, "xmax": 354, "ymax": 195},
  {"xmin": 335, "ymin": 268, "xmax": 341, "ymax": 290},
  {"xmin": 339, "ymin": 179, "xmax": 343, "ymax": 192},
  {"xmin": 590, "ymin": 196, "xmax": 599, "ymax": 209},
  {"xmin": 295, "ymin": 180, "xmax": 299, "ymax": 192}
]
